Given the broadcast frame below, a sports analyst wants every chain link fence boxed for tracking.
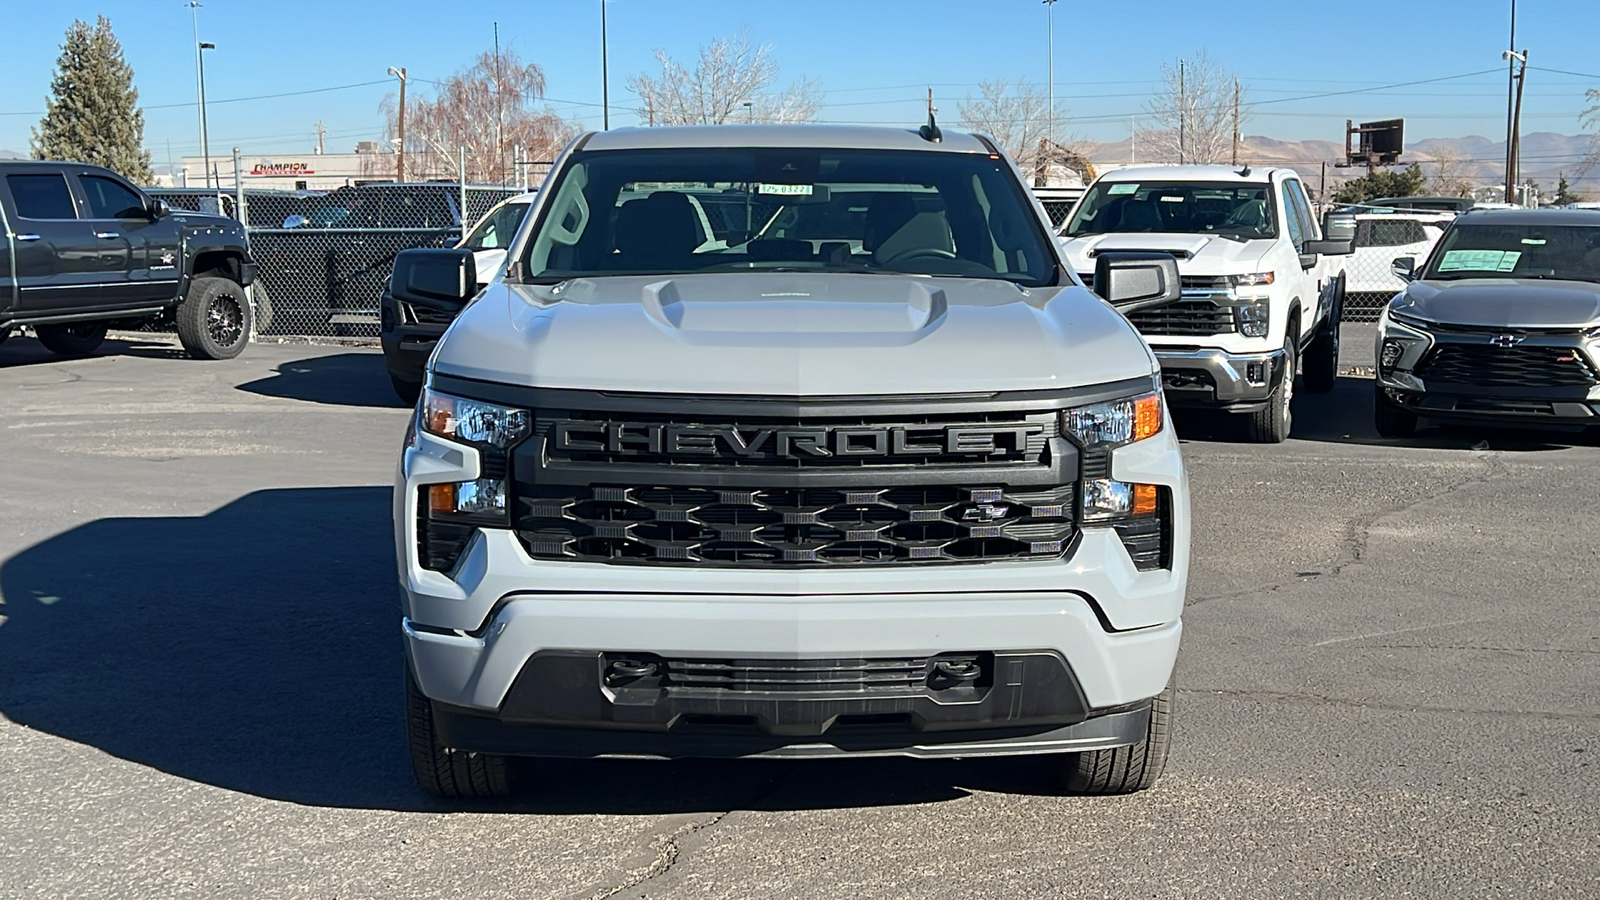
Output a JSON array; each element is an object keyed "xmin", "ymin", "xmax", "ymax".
[
  {"xmin": 1336, "ymin": 212, "xmax": 1453, "ymax": 322},
  {"xmin": 149, "ymin": 182, "xmax": 525, "ymax": 338}
]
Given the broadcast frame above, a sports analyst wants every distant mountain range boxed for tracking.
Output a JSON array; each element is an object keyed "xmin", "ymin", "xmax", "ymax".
[
  {"xmin": 1079, "ymin": 132, "xmax": 1597, "ymax": 194},
  {"xmin": 0, "ymin": 149, "xmax": 23, "ymax": 160}
]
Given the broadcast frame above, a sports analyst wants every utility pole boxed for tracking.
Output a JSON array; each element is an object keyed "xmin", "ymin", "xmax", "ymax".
[
  {"xmin": 1044, "ymin": 0, "xmax": 1057, "ymax": 150},
  {"xmin": 1231, "ymin": 78, "xmax": 1240, "ymax": 166},
  {"xmin": 601, "ymin": 0, "xmax": 610, "ymax": 130},
  {"xmin": 494, "ymin": 22, "xmax": 505, "ymax": 183},
  {"xmin": 314, "ymin": 121, "xmax": 325, "ymax": 155},
  {"xmin": 1178, "ymin": 60, "xmax": 1186, "ymax": 165},
  {"xmin": 1130, "ymin": 116, "xmax": 1136, "ymax": 164},
  {"xmin": 1508, "ymin": 50, "xmax": 1529, "ymax": 205},
  {"xmin": 388, "ymin": 67, "xmax": 407, "ymax": 182}
]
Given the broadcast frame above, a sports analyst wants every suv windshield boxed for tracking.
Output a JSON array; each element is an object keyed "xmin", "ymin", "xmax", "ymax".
[
  {"xmin": 463, "ymin": 201, "xmax": 531, "ymax": 250},
  {"xmin": 1424, "ymin": 222, "xmax": 1600, "ymax": 282},
  {"xmin": 1064, "ymin": 181, "xmax": 1277, "ymax": 240},
  {"xmin": 518, "ymin": 148, "xmax": 1059, "ymax": 286}
]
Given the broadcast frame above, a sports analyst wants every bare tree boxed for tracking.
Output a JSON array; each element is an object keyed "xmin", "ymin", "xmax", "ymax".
[
  {"xmin": 1142, "ymin": 52, "xmax": 1247, "ymax": 165},
  {"xmin": 1581, "ymin": 88, "xmax": 1600, "ymax": 177},
  {"xmin": 956, "ymin": 79, "xmax": 1072, "ymax": 177},
  {"xmin": 379, "ymin": 47, "xmax": 576, "ymax": 184},
  {"xmin": 627, "ymin": 28, "xmax": 820, "ymax": 125},
  {"xmin": 1426, "ymin": 149, "xmax": 1474, "ymax": 197}
]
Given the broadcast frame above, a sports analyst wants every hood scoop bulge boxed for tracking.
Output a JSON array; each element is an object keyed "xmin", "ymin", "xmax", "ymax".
[{"xmin": 640, "ymin": 277, "xmax": 948, "ymax": 334}]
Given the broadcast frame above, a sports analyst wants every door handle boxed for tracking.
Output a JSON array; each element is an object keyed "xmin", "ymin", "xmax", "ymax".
[
  {"xmin": 95, "ymin": 232, "xmax": 121, "ymax": 239},
  {"xmin": 15, "ymin": 234, "xmax": 41, "ymax": 241}
]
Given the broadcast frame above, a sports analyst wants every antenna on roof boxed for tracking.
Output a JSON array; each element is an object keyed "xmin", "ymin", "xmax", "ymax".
[
  {"xmin": 920, "ymin": 87, "xmax": 942, "ymax": 143},
  {"xmin": 1237, "ymin": 164, "xmax": 1252, "ymax": 177}
]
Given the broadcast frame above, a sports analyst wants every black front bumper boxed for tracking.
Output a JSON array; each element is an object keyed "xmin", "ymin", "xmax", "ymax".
[
  {"xmin": 430, "ymin": 649, "xmax": 1147, "ymax": 759},
  {"xmin": 1383, "ymin": 383, "xmax": 1599, "ymax": 426},
  {"xmin": 379, "ymin": 295, "xmax": 449, "ymax": 385}
]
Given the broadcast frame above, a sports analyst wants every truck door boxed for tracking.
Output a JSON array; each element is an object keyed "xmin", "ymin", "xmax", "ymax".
[
  {"xmin": 1278, "ymin": 178, "xmax": 1319, "ymax": 339},
  {"xmin": 76, "ymin": 171, "xmax": 179, "ymax": 306},
  {"xmin": 4, "ymin": 170, "xmax": 108, "ymax": 311},
  {"xmin": 1283, "ymin": 179, "xmax": 1332, "ymax": 335}
]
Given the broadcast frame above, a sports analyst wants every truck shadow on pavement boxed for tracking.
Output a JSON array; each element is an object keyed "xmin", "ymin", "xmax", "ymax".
[
  {"xmin": 0, "ymin": 486, "xmax": 1062, "ymax": 813},
  {"xmin": 236, "ymin": 352, "xmax": 411, "ymax": 409},
  {"xmin": 1174, "ymin": 375, "xmax": 1598, "ymax": 452},
  {"xmin": 0, "ymin": 335, "xmax": 189, "ymax": 368}
]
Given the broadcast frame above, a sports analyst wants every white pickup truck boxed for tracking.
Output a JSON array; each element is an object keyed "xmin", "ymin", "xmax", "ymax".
[{"xmin": 1060, "ymin": 165, "xmax": 1353, "ymax": 441}]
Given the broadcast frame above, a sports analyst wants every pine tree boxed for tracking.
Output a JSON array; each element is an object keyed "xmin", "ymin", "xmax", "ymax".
[
  {"xmin": 1553, "ymin": 174, "xmax": 1579, "ymax": 206},
  {"xmin": 31, "ymin": 16, "xmax": 152, "ymax": 183}
]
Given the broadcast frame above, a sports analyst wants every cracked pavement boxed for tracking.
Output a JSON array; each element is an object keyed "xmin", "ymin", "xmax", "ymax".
[{"xmin": 0, "ymin": 333, "xmax": 1595, "ymax": 899}]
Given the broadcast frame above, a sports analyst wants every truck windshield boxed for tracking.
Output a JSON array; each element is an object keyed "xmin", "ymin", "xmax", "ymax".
[
  {"xmin": 1064, "ymin": 181, "xmax": 1277, "ymax": 240},
  {"xmin": 518, "ymin": 147, "xmax": 1059, "ymax": 286},
  {"xmin": 1424, "ymin": 223, "xmax": 1600, "ymax": 282},
  {"xmin": 463, "ymin": 201, "xmax": 531, "ymax": 250}
]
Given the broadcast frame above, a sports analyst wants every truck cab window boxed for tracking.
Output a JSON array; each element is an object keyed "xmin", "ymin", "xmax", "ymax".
[
  {"xmin": 80, "ymin": 175, "xmax": 148, "ymax": 219},
  {"xmin": 7, "ymin": 174, "xmax": 78, "ymax": 219}
]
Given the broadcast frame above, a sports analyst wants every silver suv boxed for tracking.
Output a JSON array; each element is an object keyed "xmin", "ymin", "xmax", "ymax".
[
  {"xmin": 1376, "ymin": 209, "xmax": 1600, "ymax": 436},
  {"xmin": 393, "ymin": 124, "xmax": 1191, "ymax": 798}
]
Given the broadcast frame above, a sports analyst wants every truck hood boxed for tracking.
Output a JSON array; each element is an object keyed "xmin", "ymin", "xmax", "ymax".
[
  {"xmin": 1059, "ymin": 233, "xmax": 1272, "ymax": 276},
  {"xmin": 431, "ymin": 273, "xmax": 1157, "ymax": 395},
  {"xmin": 1396, "ymin": 279, "xmax": 1600, "ymax": 329}
]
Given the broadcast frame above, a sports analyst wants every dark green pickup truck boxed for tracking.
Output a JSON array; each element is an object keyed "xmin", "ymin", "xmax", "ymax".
[{"xmin": 0, "ymin": 159, "xmax": 256, "ymax": 359}]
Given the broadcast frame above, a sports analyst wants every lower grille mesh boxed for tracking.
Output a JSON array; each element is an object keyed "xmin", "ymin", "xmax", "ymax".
[{"xmin": 1418, "ymin": 344, "xmax": 1599, "ymax": 388}]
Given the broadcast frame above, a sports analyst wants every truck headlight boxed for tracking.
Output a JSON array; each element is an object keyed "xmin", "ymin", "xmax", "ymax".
[
  {"xmin": 1229, "ymin": 271, "xmax": 1275, "ymax": 290},
  {"xmin": 1236, "ymin": 300, "xmax": 1270, "ymax": 337},
  {"xmin": 419, "ymin": 387, "xmax": 531, "ymax": 448},
  {"xmin": 1061, "ymin": 392, "xmax": 1163, "ymax": 448}
]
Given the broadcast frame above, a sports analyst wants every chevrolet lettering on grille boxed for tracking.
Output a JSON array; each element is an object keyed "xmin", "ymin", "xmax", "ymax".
[{"xmin": 552, "ymin": 422, "xmax": 1046, "ymax": 459}]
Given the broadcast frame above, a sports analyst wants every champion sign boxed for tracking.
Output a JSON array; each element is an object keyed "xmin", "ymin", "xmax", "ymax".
[{"xmin": 249, "ymin": 161, "xmax": 315, "ymax": 177}]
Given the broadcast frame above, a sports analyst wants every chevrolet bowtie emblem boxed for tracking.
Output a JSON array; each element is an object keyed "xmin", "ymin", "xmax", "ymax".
[{"xmin": 1490, "ymin": 334, "xmax": 1523, "ymax": 348}]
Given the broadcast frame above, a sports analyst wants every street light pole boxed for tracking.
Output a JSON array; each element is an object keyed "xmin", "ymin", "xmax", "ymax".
[
  {"xmin": 387, "ymin": 66, "xmax": 407, "ymax": 182},
  {"xmin": 601, "ymin": 0, "xmax": 610, "ymax": 130},
  {"xmin": 198, "ymin": 41, "xmax": 214, "ymax": 189},
  {"xmin": 1043, "ymin": 0, "xmax": 1057, "ymax": 151},
  {"xmin": 185, "ymin": 2, "xmax": 212, "ymax": 188},
  {"xmin": 1504, "ymin": 0, "xmax": 1517, "ymax": 203}
]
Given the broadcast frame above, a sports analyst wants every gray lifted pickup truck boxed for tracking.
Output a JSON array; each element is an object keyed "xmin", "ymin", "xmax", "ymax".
[
  {"xmin": 0, "ymin": 160, "xmax": 256, "ymax": 359},
  {"xmin": 392, "ymin": 123, "xmax": 1192, "ymax": 799}
]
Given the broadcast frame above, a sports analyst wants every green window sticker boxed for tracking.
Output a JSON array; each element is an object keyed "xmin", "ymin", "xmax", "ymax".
[
  {"xmin": 1106, "ymin": 183, "xmax": 1139, "ymax": 195},
  {"xmin": 1437, "ymin": 249, "xmax": 1522, "ymax": 273},
  {"xmin": 758, "ymin": 183, "xmax": 813, "ymax": 196}
]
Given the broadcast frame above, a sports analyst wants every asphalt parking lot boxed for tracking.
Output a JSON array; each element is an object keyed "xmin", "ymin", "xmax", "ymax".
[{"xmin": 0, "ymin": 327, "xmax": 1595, "ymax": 899}]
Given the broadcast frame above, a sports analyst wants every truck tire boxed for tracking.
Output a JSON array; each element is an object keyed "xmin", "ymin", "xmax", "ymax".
[
  {"xmin": 406, "ymin": 670, "xmax": 515, "ymax": 799},
  {"xmin": 1373, "ymin": 382, "xmax": 1418, "ymax": 438},
  {"xmin": 391, "ymin": 372, "xmax": 423, "ymax": 406},
  {"xmin": 1302, "ymin": 277, "xmax": 1343, "ymax": 394},
  {"xmin": 1245, "ymin": 336, "xmax": 1295, "ymax": 443},
  {"xmin": 1057, "ymin": 680, "xmax": 1173, "ymax": 795},
  {"xmin": 35, "ymin": 322, "xmax": 108, "ymax": 356},
  {"xmin": 176, "ymin": 276, "xmax": 252, "ymax": 360}
]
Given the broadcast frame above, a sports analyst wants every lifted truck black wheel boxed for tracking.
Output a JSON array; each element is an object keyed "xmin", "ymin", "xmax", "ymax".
[
  {"xmin": 176, "ymin": 276, "xmax": 252, "ymax": 360},
  {"xmin": 1245, "ymin": 336, "xmax": 1295, "ymax": 443},
  {"xmin": 1302, "ymin": 277, "xmax": 1343, "ymax": 394},
  {"xmin": 391, "ymin": 372, "xmax": 423, "ymax": 406},
  {"xmin": 406, "ymin": 670, "xmax": 515, "ymax": 799},
  {"xmin": 1056, "ymin": 680, "xmax": 1173, "ymax": 795},
  {"xmin": 1373, "ymin": 382, "xmax": 1418, "ymax": 438},
  {"xmin": 35, "ymin": 322, "xmax": 108, "ymax": 356}
]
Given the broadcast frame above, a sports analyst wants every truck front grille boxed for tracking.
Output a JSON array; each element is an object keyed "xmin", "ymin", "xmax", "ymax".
[
  {"xmin": 1418, "ymin": 344, "xmax": 1599, "ymax": 388},
  {"xmin": 514, "ymin": 483, "xmax": 1076, "ymax": 566},
  {"xmin": 1125, "ymin": 299, "xmax": 1236, "ymax": 337},
  {"xmin": 661, "ymin": 656, "xmax": 935, "ymax": 694}
]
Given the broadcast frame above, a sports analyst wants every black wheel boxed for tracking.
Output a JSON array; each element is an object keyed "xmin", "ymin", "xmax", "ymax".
[
  {"xmin": 1245, "ymin": 334, "xmax": 1296, "ymax": 443},
  {"xmin": 1373, "ymin": 382, "xmax": 1418, "ymax": 438},
  {"xmin": 35, "ymin": 322, "xmax": 108, "ymax": 356},
  {"xmin": 248, "ymin": 282, "xmax": 275, "ymax": 335},
  {"xmin": 1056, "ymin": 680, "xmax": 1173, "ymax": 795},
  {"xmin": 406, "ymin": 669, "xmax": 514, "ymax": 799},
  {"xmin": 176, "ymin": 276, "xmax": 251, "ymax": 360},
  {"xmin": 391, "ymin": 372, "xmax": 423, "ymax": 406},
  {"xmin": 1302, "ymin": 277, "xmax": 1343, "ymax": 394}
]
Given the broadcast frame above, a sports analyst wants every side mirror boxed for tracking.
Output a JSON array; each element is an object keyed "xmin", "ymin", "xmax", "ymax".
[
  {"xmin": 1092, "ymin": 251, "xmax": 1182, "ymax": 314},
  {"xmin": 389, "ymin": 248, "xmax": 478, "ymax": 310},
  {"xmin": 1304, "ymin": 238, "xmax": 1354, "ymax": 257},
  {"xmin": 1391, "ymin": 256, "xmax": 1416, "ymax": 282},
  {"xmin": 1322, "ymin": 210, "xmax": 1357, "ymax": 243},
  {"xmin": 148, "ymin": 198, "xmax": 171, "ymax": 219}
]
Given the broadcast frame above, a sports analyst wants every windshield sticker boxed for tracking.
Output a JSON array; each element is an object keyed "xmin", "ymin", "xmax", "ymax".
[
  {"xmin": 1520, "ymin": 238, "xmax": 1547, "ymax": 245},
  {"xmin": 1107, "ymin": 183, "xmax": 1139, "ymax": 195},
  {"xmin": 1438, "ymin": 249, "xmax": 1522, "ymax": 272},
  {"xmin": 1158, "ymin": 195, "xmax": 1185, "ymax": 202},
  {"xmin": 758, "ymin": 183, "xmax": 813, "ymax": 196}
]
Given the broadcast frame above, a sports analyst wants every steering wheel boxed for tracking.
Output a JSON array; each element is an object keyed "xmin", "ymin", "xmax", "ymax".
[{"xmin": 883, "ymin": 247, "xmax": 958, "ymax": 264}]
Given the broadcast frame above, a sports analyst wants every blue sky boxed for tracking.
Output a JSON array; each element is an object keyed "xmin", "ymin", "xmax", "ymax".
[{"xmin": 1, "ymin": 0, "xmax": 1596, "ymax": 163}]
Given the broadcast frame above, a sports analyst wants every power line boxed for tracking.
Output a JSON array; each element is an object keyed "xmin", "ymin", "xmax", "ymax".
[{"xmin": 0, "ymin": 79, "xmax": 390, "ymax": 117}]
